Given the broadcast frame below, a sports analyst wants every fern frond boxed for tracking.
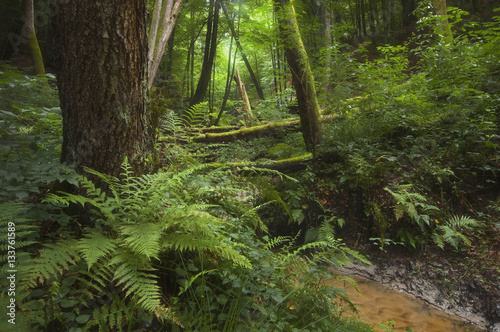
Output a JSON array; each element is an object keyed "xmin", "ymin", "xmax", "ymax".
[
  {"xmin": 159, "ymin": 109, "xmax": 184, "ymax": 136},
  {"xmin": 447, "ymin": 215, "xmax": 482, "ymax": 230},
  {"xmin": 89, "ymin": 295, "xmax": 135, "ymax": 330},
  {"xmin": 83, "ymin": 166, "xmax": 123, "ymax": 203},
  {"xmin": 77, "ymin": 232, "xmax": 117, "ymax": 270},
  {"xmin": 23, "ymin": 239, "xmax": 80, "ymax": 287},
  {"xmin": 0, "ymin": 202, "xmax": 37, "ymax": 255},
  {"xmin": 120, "ymin": 222, "xmax": 162, "ymax": 260},
  {"xmin": 264, "ymin": 236, "xmax": 292, "ymax": 250},
  {"xmin": 432, "ymin": 232, "xmax": 445, "ymax": 249},
  {"xmin": 110, "ymin": 254, "xmax": 161, "ymax": 312},
  {"xmin": 317, "ymin": 219, "xmax": 336, "ymax": 242},
  {"xmin": 182, "ymin": 102, "xmax": 209, "ymax": 128},
  {"xmin": 432, "ymin": 215, "xmax": 481, "ymax": 250}
]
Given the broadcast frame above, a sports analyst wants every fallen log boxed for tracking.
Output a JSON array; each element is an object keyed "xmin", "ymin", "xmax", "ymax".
[
  {"xmin": 207, "ymin": 151, "xmax": 340, "ymax": 174},
  {"xmin": 159, "ymin": 114, "xmax": 342, "ymax": 144}
]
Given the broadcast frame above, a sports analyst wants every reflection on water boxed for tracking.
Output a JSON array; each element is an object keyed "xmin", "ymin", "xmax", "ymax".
[{"xmin": 328, "ymin": 272, "xmax": 484, "ymax": 332}]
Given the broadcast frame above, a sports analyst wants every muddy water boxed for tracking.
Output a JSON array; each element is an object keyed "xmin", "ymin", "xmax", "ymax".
[{"xmin": 329, "ymin": 273, "xmax": 484, "ymax": 332}]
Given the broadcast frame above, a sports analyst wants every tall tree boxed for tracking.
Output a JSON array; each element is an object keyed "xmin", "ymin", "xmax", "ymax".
[
  {"xmin": 147, "ymin": 0, "xmax": 183, "ymax": 89},
  {"xmin": 431, "ymin": 0, "xmax": 452, "ymax": 41},
  {"xmin": 51, "ymin": 0, "xmax": 154, "ymax": 178},
  {"xmin": 26, "ymin": 0, "xmax": 45, "ymax": 74},
  {"xmin": 190, "ymin": 0, "xmax": 220, "ymax": 106},
  {"xmin": 221, "ymin": 3, "xmax": 265, "ymax": 100},
  {"xmin": 234, "ymin": 68, "xmax": 255, "ymax": 127},
  {"xmin": 274, "ymin": 0, "xmax": 322, "ymax": 152}
]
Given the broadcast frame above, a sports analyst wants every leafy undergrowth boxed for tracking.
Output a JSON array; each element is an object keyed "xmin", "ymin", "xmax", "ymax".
[
  {"xmin": 0, "ymin": 66, "xmax": 376, "ymax": 331},
  {"xmin": 167, "ymin": 8, "xmax": 500, "ymax": 325}
]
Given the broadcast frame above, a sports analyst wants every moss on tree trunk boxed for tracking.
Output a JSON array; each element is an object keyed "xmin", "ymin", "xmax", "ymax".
[
  {"xmin": 274, "ymin": 0, "xmax": 322, "ymax": 153},
  {"xmin": 26, "ymin": 0, "xmax": 45, "ymax": 75}
]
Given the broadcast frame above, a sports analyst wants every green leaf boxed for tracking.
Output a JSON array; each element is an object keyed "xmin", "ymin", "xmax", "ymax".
[
  {"xmin": 60, "ymin": 299, "xmax": 79, "ymax": 308},
  {"xmin": 75, "ymin": 314, "xmax": 91, "ymax": 324}
]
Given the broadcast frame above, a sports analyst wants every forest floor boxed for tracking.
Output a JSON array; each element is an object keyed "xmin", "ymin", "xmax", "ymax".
[{"xmin": 172, "ymin": 120, "xmax": 500, "ymax": 331}]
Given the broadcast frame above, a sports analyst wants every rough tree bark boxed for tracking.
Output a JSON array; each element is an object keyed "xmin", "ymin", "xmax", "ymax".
[
  {"xmin": 51, "ymin": 0, "xmax": 155, "ymax": 178},
  {"xmin": 147, "ymin": 0, "xmax": 183, "ymax": 89},
  {"xmin": 274, "ymin": 0, "xmax": 322, "ymax": 152},
  {"xmin": 26, "ymin": 0, "xmax": 45, "ymax": 75}
]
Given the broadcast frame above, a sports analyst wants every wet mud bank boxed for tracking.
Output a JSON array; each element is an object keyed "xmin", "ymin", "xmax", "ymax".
[{"xmin": 335, "ymin": 256, "xmax": 500, "ymax": 331}]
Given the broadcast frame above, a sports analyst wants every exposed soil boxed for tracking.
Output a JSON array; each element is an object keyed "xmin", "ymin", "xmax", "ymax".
[{"xmin": 336, "ymin": 241, "xmax": 500, "ymax": 331}]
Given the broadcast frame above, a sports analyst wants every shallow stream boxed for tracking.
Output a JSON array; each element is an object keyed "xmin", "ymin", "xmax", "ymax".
[{"xmin": 328, "ymin": 273, "xmax": 484, "ymax": 331}]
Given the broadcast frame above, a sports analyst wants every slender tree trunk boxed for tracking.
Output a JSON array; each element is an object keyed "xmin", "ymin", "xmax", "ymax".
[
  {"xmin": 401, "ymin": 0, "xmax": 416, "ymax": 26},
  {"xmin": 276, "ymin": 43, "xmax": 283, "ymax": 95},
  {"xmin": 323, "ymin": 4, "xmax": 333, "ymax": 97},
  {"xmin": 221, "ymin": 3, "xmax": 265, "ymax": 100},
  {"xmin": 26, "ymin": 0, "xmax": 45, "ymax": 74},
  {"xmin": 360, "ymin": 0, "xmax": 367, "ymax": 36},
  {"xmin": 389, "ymin": 0, "xmax": 396, "ymax": 31},
  {"xmin": 190, "ymin": 41, "xmax": 195, "ymax": 99},
  {"xmin": 381, "ymin": 0, "xmax": 388, "ymax": 36},
  {"xmin": 147, "ymin": 0, "xmax": 183, "ymax": 89},
  {"xmin": 190, "ymin": 0, "xmax": 219, "ymax": 106},
  {"xmin": 431, "ymin": 0, "xmax": 453, "ymax": 41},
  {"xmin": 234, "ymin": 68, "xmax": 255, "ymax": 127},
  {"xmin": 274, "ymin": 0, "xmax": 322, "ymax": 152},
  {"xmin": 215, "ymin": 32, "xmax": 236, "ymax": 126},
  {"xmin": 164, "ymin": 26, "xmax": 175, "ymax": 90},
  {"xmin": 51, "ymin": 0, "xmax": 154, "ymax": 178},
  {"xmin": 368, "ymin": 0, "xmax": 376, "ymax": 34}
]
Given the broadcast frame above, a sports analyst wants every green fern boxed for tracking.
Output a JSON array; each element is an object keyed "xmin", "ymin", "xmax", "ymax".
[
  {"xmin": 432, "ymin": 215, "xmax": 483, "ymax": 250},
  {"xmin": 159, "ymin": 109, "xmax": 184, "ymax": 137},
  {"xmin": 384, "ymin": 184, "xmax": 440, "ymax": 233},
  {"xmin": 182, "ymin": 102, "xmax": 210, "ymax": 128},
  {"xmin": 33, "ymin": 160, "xmax": 268, "ymax": 327},
  {"xmin": 0, "ymin": 202, "xmax": 37, "ymax": 268},
  {"xmin": 384, "ymin": 184, "xmax": 427, "ymax": 221},
  {"xmin": 77, "ymin": 232, "xmax": 117, "ymax": 270}
]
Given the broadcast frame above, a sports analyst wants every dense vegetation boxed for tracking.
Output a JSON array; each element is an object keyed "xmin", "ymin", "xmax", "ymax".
[{"xmin": 1, "ymin": 0, "xmax": 499, "ymax": 331}]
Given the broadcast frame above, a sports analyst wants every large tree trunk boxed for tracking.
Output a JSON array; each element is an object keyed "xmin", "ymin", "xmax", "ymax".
[
  {"xmin": 26, "ymin": 0, "xmax": 45, "ymax": 75},
  {"xmin": 274, "ymin": 0, "xmax": 322, "ymax": 152},
  {"xmin": 51, "ymin": 0, "xmax": 154, "ymax": 178}
]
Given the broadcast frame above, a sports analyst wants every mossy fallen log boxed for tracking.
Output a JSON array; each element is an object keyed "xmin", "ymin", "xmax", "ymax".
[
  {"xmin": 207, "ymin": 151, "xmax": 340, "ymax": 174},
  {"xmin": 159, "ymin": 114, "xmax": 342, "ymax": 144}
]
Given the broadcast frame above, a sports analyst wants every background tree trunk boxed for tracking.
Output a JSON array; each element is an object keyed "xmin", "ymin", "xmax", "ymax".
[
  {"xmin": 431, "ymin": 0, "xmax": 453, "ymax": 41},
  {"xmin": 234, "ymin": 68, "xmax": 255, "ymax": 127},
  {"xmin": 26, "ymin": 0, "xmax": 45, "ymax": 75},
  {"xmin": 214, "ymin": 31, "xmax": 236, "ymax": 126},
  {"xmin": 51, "ymin": 0, "xmax": 154, "ymax": 178},
  {"xmin": 190, "ymin": 0, "xmax": 219, "ymax": 106},
  {"xmin": 221, "ymin": 3, "xmax": 265, "ymax": 100},
  {"xmin": 274, "ymin": 0, "xmax": 322, "ymax": 152},
  {"xmin": 147, "ymin": 0, "xmax": 183, "ymax": 89}
]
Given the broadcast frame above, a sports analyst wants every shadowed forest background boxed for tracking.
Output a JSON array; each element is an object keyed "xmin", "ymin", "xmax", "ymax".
[{"xmin": 0, "ymin": 0, "xmax": 499, "ymax": 331}]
